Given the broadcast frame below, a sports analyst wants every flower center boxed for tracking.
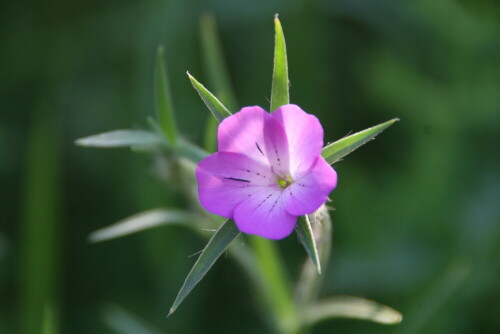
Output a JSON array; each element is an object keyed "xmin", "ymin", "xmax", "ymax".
[{"xmin": 277, "ymin": 175, "xmax": 294, "ymax": 189}]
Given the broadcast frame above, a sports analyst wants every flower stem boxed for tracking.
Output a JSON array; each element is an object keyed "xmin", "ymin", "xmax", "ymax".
[{"xmin": 250, "ymin": 236, "xmax": 299, "ymax": 334}]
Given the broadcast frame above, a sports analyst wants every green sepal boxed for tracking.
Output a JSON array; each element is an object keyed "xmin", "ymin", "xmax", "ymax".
[
  {"xmin": 270, "ymin": 15, "xmax": 289, "ymax": 112},
  {"xmin": 187, "ymin": 72, "xmax": 232, "ymax": 123},
  {"xmin": 295, "ymin": 215, "xmax": 321, "ymax": 274},
  {"xmin": 322, "ymin": 118, "xmax": 399, "ymax": 164},
  {"xmin": 168, "ymin": 219, "xmax": 240, "ymax": 316}
]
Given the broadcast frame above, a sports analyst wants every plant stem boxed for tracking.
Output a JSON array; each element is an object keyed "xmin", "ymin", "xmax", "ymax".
[
  {"xmin": 250, "ymin": 236, "xmax": 299, "ymax": 334},
  {"xmin": 20, "ymin": 105, "xmax": 62, "ymax": 334}
]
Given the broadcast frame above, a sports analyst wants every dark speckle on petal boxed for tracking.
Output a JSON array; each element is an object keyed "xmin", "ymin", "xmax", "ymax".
[
  {"xmin": 224, "ymin": 177, "xmax": 251, "ymax": 183},
  {"xmin": 256, "ymin": 142, "xmax": 265, "ymax": 156}
]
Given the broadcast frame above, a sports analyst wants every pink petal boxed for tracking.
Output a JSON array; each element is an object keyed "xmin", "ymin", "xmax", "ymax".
[
  {"xmin": 233, "ymin": 187, "xmax": 297, "ymax": 240},
  {"xmin": 272, "ymin": 104, "xmax": 324, "ymax": 179},
  {"xmin": 263, "ymin": 116, "xmax": 290, "ymax": 177},
  {"xmin": 283, "ymin": 156, "xmax": 337, "ymax": 216},
  {"xmin": 196, "ymin": 152, "xmax": 274, "ymax": 218},
  {"xmin": 218, "ymin": 106, "xmax": 271, "ymax": 166}
]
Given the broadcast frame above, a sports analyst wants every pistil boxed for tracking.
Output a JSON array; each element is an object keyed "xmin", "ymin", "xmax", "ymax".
[{"xmin": 277, "ymin": 175, "xmax": 294, "ymax": 189}]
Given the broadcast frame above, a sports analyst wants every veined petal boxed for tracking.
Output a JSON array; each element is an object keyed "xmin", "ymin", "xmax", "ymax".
[
  {"xmin": 263, "ymin": 116, "xmax": 290, "ymax": 177},
  {"xmin": 218, "ymin": 106, "xmax": 271, "ymax": 166},
  {"xmin": 283, "ymin": 156, "xmax": 337, "ymax": 216},
  {"xmin": 234, "ymin": 187, "xmax": 297, "ymax": 240},
  {"xmin": 272, "ymin": 104, "xmax": 323, "ymax": 179},
  {"xmin": 196, "ymin": 152, "xmax": 274, "ymax": 218}
]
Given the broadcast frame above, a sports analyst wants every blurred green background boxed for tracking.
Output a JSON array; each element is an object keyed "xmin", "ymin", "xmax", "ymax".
[{"xmin": 2, "ymin": 0, "xmax": 500, "ymax": 333}]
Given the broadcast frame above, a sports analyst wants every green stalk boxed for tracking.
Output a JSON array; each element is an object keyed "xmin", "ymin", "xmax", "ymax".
[
  {"xmin": 41, "ymin": 303, "xmax": 58, "ymax": 334},
  {"xmin": 20, "ymin": 106, "xmax": 62, "ymax": 334},
  {"xmin": 250, "ymin": 236, "xmax": 298, "ymax": 334}
]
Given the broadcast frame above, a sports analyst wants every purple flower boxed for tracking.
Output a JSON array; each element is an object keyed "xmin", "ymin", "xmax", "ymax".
[{"xmin": 196, "ymin": 105, "xmax": 337, "ymax": 240}]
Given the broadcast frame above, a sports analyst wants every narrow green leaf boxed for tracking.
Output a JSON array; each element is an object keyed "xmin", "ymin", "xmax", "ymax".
[
  {"xmin": 88, "ymin": 209, "xmax": 200, "ymax": 243},
  {"xmin": 187, "ymin": 72, "xmax": 232, "ymax": 123},
  {"xmin": 168, "ymin": 219, "xmax": 240, "ymax": 316},
  {"xmin": 41, "ymin": 303, "xmax": 58, "ymax": 334},
  {"xmin": 322, "ymin": 118, "xmax": 399, "ymax": 164},
  {"xmin": 75, "ymin": 130, "xmax": 163, "ymax": 149},
  {"xmin": 102, "ymin": 303, "xmax": 165, "ymax": 334},
  {"xmin": 295, "ymin": 215, "xmax": 321, "ymax": 274},
  {"xmin": 270, "ymin": 14, "xmax": 289, "ymax": 112},
  {"xmin": 304, "ymin": 296, "xmax": 403, "ymax": 325},
  {"xmin": 155, "ymin": 46, "xmax": 178, "ymax": 145}
]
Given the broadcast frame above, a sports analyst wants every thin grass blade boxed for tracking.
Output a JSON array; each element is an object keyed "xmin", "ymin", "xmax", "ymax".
[
  {"xmin": 304, "ymin": 296, "xmax": 403, "ymax": 325},
  {"xmin": 88, "ymin": 209, "xmax": 200, "ymax": 243},
  {"xmin": 270, "ymin": 15, "xmax": 289, "ymax": 112},
  {"xmin": 322, "ymin": 118, "xmax": 399, "ymax": 164},
  {"xmin": 199, "ymin": 13, "xmax": 238, "ymax": 152},
  {"xmin": 199, "ymin": 13, "xmax": 238, "ymax": 111},
  {"xmin": 20, "ymin": 108, "xmax": 62, "ymax": 334},
  {"xmin": 75, "ymin": 130, "xmax": 163, "ymax": 149},
  {"xmin": 102, "ymin": 303, "xmax": 165, "ymax": 334},
  {"xmin": 399, "ymin": 260, "xmax": 471, "ymax": 334},
  {"xmin": 295, "ymin": 215, "xmax": 321, "ymax": 274},
  {"xmin": 168, "ymin": 219, "xmax": 240, "ymax": 316},
  {"xmin": 187, "ymin": 72, "xmax": 232, "ymax": 123},
  {"xmin": 155, "ymin": 45, "xmax": 178, "ymax": 145},
  {"xmin": 41, "ymin": 303, "xmax": 58, "ymax": 334}
]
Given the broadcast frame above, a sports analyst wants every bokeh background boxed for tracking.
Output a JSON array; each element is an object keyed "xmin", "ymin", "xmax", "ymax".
[{"xmin": 2, "ymin": 0, "xmax": 500, "ymax": 333}]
